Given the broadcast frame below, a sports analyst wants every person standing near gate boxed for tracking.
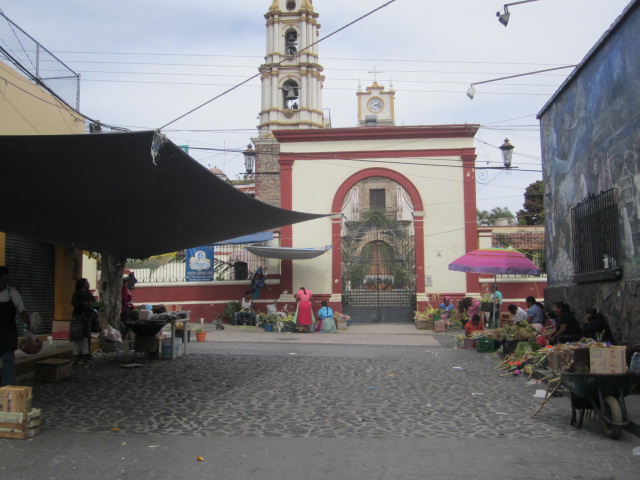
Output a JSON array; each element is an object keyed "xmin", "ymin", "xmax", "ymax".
[
  {"xmin": 489, "ymin": 285, "xmax": 502, "ymax": 328},
  {"xmin": 0, "ymin": 266, "xmax": 31, "ymax": 386},
  {"xmin": 294, "ymin": 286, "xmax": 313, "ymax": 333}
]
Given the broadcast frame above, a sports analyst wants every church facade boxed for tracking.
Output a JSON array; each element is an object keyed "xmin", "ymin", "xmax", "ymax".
[
  {"xmin": 251, "ymin": 0, "xmax": 480, "ymax": 321},
  {"xmin": 134, "ymin": 0, "xmax": 544, "ymax": 323}
]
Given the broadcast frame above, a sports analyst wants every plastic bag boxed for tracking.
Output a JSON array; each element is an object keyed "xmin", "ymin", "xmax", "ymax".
[
  {"xmin": 19, "ymin": 314, "xmax": 43, "ymax": 355},
  {"xmin": 103, "ymin": 325, "xmax": 122, "ymax": 343}
]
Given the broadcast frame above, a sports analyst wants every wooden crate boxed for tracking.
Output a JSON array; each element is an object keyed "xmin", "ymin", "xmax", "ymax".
[
  {"xmin": 0, "ymin": 386, "xmax": 33, "ymax": 413},
  {"xmin": 415, "ymin": 319, "xmax": 433, "ymax": 330},
  {"xmin": 0, "ymin": 413, "xmax": 41, "ymax": 439},
  {"xmin": 34, "ymin": 358, "xmax": 72, "ymax": 382},
  {"xmin": 0, "ymin": 408, "xmax": 41, "ymax": 423}
]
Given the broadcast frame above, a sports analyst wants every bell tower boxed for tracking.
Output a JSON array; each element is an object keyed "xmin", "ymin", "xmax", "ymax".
[{"xmin": 257, "ymin": 0, "xmax": 325, "ymax": 136}]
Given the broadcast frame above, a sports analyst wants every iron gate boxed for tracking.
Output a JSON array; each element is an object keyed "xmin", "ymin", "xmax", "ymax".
[{"xmin": 341, "ymin": 211, "xmax": 415, "ymax": 323}]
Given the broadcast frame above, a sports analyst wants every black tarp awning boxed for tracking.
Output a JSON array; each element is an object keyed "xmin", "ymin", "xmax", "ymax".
[{"xmin": 0, "ymin": 131, "xmax": 327, "ymax": 258}]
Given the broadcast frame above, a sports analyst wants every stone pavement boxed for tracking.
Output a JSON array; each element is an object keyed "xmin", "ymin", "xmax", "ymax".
[{"xmin": 1, "ymin": 324, "xmax": 639, "ymax": 479}]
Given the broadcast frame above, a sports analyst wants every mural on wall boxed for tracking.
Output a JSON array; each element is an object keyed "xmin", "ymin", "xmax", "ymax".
[{"xmin": 540, "ymin": 5, "xmax": 640, "ymax": 283}]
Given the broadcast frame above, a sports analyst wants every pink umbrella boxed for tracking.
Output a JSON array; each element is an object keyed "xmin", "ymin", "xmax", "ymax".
[{"xmin": 448, "ymin": 248, "xmax": 542, "ymax": 276}]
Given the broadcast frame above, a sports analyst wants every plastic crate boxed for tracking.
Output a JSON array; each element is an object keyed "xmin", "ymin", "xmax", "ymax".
[{"xmin": 476, "ymin": 338, "xmax": 496, "ymax": 353}]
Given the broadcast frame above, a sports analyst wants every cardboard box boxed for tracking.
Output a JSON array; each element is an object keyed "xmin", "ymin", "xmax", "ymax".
[
  {"xmin": 0, "ymin": 386, "xmax": 33, "ymax": 413},
  {"xmin": 546, "ymin": 350, "xmax": 575, "ymax": 371},
  {"xmin": 33, "ymin": 359, "xmax": 72, "ymax": 382},
  {"xmin": 589, "ymin": 347, "xmax": 627, "ymax": 374},
  {"xmin": 51, "ymin": 319, "xmax": 71, "ymax": 339},
  {"xmin": 434, "ymin": 320, "xmax": 446, "ymax": 332}
]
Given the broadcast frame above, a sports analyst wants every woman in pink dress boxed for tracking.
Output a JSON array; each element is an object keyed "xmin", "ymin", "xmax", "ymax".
[{"xmin": 295, "ymin": 286, "xmax": 313, "ymax": 333}]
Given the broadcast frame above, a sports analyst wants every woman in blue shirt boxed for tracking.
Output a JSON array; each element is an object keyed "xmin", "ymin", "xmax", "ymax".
[{"xmin": 316, "ymin": 301, "xmax": 336, "ymax": 333}]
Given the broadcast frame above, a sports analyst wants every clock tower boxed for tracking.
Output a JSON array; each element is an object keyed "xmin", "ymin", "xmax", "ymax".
[
  {"xmin": 357, "ymin": 81, "xmax": 396, "ymax": 126},
  {"xmin": 257, "ymin": 0, "xmax": 326, "ymax": 136}
]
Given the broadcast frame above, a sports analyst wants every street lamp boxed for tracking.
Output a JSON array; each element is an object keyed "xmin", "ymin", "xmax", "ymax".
[
  {"xmin": 499, "ymin": 138, "xmax": 515, "ymax": 168},
  {"xmin": 496, "ymin": 0, "xmax": 539, "ymax": 27},
  {"xmin": 243, "ymin": 144, "xmax": 256, "ymax": 174},
  {"xmin": 242, "ymin": 143, "xmax": 280, "ymax": 175}
]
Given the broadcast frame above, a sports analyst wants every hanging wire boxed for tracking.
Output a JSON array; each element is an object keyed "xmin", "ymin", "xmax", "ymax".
[{"xmin": 158, "ymin": 0, "xmax": 399, "ymax": 130}]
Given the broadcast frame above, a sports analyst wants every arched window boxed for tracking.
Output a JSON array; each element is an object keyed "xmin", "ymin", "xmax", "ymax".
[
  {"xmin": 285, "ymin": 29, "xmax": 298, "ymax": 55},
  {"xmin": 282, "ymin": 79, "xmax": 299, "ymax": 109}
]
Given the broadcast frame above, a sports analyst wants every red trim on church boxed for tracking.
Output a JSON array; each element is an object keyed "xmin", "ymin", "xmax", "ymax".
[
  {"xmin": 461, "ymin": 151, "xmax": 479, "ymax": 292},
  {"xmin": 279, "ymin": 158, "xmax": 294, "ymax": 294},
  {"xmin": 273, "ymin": 125, "xmax": 480, "ymax": 143},
  {"xmin": 279, "ymin": 148, "xmax": 473, "ymax": 162}
]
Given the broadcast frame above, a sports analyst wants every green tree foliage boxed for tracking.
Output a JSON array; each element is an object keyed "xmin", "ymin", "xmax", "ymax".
[
  {"xmin": 517, "ymin": 180, "xmax": 544, "ymax": 225},
  {"xmin": 476, "ymin": 207, "xmax": 515, "ymax": 225}
]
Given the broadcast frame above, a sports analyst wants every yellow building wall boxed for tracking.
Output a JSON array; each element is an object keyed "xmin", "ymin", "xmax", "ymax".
[{"xmin": 0, "ymin": 62, "xmax": 85, "ymax": 134}]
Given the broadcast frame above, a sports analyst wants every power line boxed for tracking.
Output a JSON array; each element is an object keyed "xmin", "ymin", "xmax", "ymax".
[{"xmin": 159, "ymin": 1, "xmax": 399, "ymax": 129}]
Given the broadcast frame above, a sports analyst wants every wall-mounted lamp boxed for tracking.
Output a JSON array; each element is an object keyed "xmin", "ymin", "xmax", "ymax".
[
  {"xmin": 499, "ymin": 138, "xmax": 515, "ymax": 168},
  {"xmin": 496, "ymin": 0, "xmax": 539, "ymax": 27},
  {"xmin": 243, "ymin": 143, "xmax": 280, "ymax": 175}
]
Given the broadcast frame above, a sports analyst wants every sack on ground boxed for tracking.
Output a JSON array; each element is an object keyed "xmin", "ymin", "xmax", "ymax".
[{"xmin": 103, "ymin": 325, "xmax": 122, "ymax": 343}]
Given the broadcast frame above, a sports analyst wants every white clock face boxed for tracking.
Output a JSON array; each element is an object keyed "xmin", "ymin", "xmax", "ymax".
[{"xmin": 367, "ymin": 97, "xmax": 384, "ymax": 113}]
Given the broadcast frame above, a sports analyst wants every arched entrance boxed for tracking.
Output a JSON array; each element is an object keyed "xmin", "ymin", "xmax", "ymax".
[{"xmin": 337, "ymin": 172, "xmax": 421, "ymax": 323}]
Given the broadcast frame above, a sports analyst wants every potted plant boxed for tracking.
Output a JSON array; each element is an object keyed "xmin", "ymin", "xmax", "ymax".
[
  {"xmin": 223, "ymin": 301, "xmax": 239, "ymax": 324},
  {"xmin": 195, "ymin": 328, "xmax": 207, "ymax": 342},
  {"xmin": 447, "ymin": 309, "xmax": 464, "ymax": 331},
  {"xmin": 280, "ymin": 313, "xmax": 296, "ymax": 332},
  {"xmin": 262, "ymin": 313, "xmax": 279, "ymax": 332}
]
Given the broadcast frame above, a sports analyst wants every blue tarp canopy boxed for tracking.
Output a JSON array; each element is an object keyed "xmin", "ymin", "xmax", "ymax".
[{"xmin": 214, "ymin": 231, "xmax": 274, "ymax": 245}]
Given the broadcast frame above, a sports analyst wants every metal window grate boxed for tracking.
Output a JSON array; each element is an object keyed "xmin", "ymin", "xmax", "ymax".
[{"xmin": 571, "ymin": 189, "xmax": 620, "ymax": 277}]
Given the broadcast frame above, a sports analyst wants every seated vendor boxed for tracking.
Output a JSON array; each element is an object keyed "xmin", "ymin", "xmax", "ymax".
[
  {"xmin": 549, "ymin": 301, "xmax": 582, "ymax": 345},
  {"xmin": 439, "ymin": 296, "xmax": 455, "ymax": 321},
  {"xmin": 582, "ymin": 307, "xmax": 614, "ymax": 343},
  {"xmin": 316, "ymin": 301, "xmax": 337, "ymax": 333},
  {"xmin": 464, "ymin": 314, "xmax": 484, "ymax": 337},
  {"xmin": 234, "ymin": 290, "xmax": 256, "ymax": 326},
  {"xmin": 507, "ymin": 304, "xmax": 528, "ymax": 324},
  {"xmin": 458, "ymin": 297, "xmax": 481, "ymax": 327}
]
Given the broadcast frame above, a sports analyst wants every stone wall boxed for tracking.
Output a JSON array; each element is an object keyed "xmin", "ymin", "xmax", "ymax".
[
  {"xmin": 254, "ymin": 137, "xmax": 281, "ymax": 207},
  {"xmin": 545, "ymin": 279, "xmax": 640, "ymax": 346}
]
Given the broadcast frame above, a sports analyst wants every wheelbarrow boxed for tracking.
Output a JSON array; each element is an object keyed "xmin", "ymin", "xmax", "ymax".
[{"xmin": 560, "ymin": 372, "xmax": 633, "ymax": 439}]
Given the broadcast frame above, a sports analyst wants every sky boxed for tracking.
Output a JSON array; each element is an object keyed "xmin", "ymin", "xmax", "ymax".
[{"xmin": 0, "ymin": 0, "xmax": 632, "ymax": 216}]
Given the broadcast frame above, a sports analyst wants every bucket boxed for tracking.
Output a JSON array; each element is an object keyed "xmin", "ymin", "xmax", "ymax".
[{"xmin": 264, "ymin": 324, "xmax": 273, "ymax": 332}]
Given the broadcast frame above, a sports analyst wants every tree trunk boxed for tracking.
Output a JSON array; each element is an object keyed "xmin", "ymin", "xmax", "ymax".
[{"xmin": 98, "ymin": 253, "xmax": 126, "ymax": 331}]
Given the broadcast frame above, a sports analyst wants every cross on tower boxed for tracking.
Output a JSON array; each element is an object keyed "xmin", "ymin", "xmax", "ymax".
[{"xmin": 368, "ymin": 66, "xmax": 383, "ymax": 83}]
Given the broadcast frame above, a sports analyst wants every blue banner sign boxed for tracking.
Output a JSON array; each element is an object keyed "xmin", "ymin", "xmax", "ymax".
[{"xmin": 186, "ymin": 246, "xmax": 214, "ymax": 282}]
